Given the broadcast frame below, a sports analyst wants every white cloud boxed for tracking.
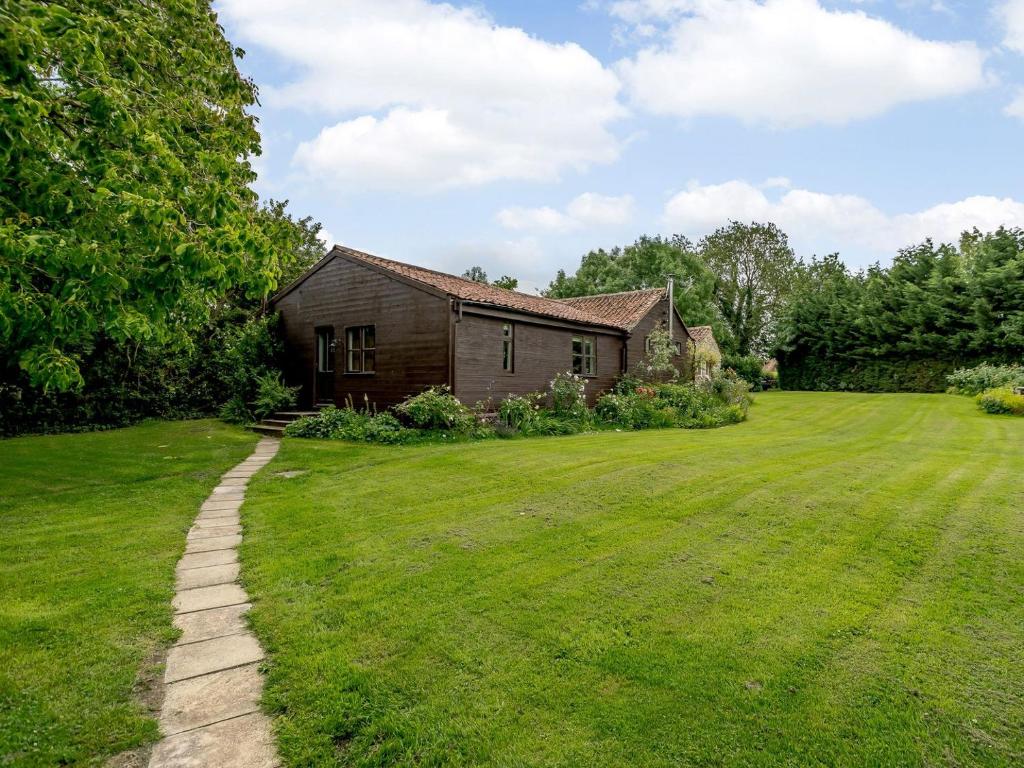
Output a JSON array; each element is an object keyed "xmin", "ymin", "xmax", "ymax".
[
  {"xmin": 219, "ymin": 0, "xmax": 624, "ymax": 191},
  {"xmin": 497, "ymin": 193, "xmax": 635, "ymax": 232},
  {"xmin": 1006, "ymin": 88, "xmax": 1024, "ymax": 120},
  {"xmin": 614, "ymin": 0, "xmax": 989, "ymax": 127},
  {"xmin": 316, "ymin": 228, "xmax": 336, "ymax": 249},
  {"xmin": 662, "ymin": 180, "xmax": 1024, "ymax": 262},
  {"xmin": 999, "ymin": 0, "xmax": 1024, "ymax": 52}
]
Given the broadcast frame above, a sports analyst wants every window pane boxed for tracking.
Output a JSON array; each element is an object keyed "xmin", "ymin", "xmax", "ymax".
[
  {"xmin": 347, "ymin": 349, "xmax": 360, "ymax": 372},
  {"xmin": 572, "ymin": 337, "xmax": 583, "ymax": 355},
  {"xmin": 363, "ymin": 349, "xmax": 375, "ymax": 373},
  {"xmin": 363, "ymin": 326, "xmax": 375, "ymax": 349},
  {"xmin": 347, "ymin": 328, "xmax": 360, "ymax": 352}
]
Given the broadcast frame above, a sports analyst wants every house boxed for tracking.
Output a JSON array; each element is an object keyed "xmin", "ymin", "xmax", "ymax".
[
  {"xmin": 688, "ymin": 325, "xmax": 722, "ymax": 381},
  {"xmin": 271, "ymin": 245, "xmax": 695, "ymax": 409}
]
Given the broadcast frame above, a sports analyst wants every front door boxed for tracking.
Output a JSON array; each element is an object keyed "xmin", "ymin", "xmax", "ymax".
[{"xmin": 314, "ymin": 327, "xmax": 335, "ymax": 405}]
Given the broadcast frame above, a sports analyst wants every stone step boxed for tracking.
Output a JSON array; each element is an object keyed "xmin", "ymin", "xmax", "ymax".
[{"xmin": 250, "ymin": 423, "xmax": 285, "ymax": 436}]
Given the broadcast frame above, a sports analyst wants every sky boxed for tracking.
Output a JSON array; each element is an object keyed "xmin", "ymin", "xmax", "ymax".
[{"xmin": 216, "ymin": 0, "xmax": 1024, "ymax": 292}]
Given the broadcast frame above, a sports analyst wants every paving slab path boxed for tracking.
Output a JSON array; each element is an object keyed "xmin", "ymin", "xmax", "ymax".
[{"xmin": 149, "ymin": 437, "xmax": 280, "ymax": 768}]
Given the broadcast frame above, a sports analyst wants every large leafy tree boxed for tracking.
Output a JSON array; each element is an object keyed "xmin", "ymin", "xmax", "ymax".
[
  {"xmin": 698, "ymin": 222, "xmax": 799, "ymax": 356},
  {"xmin": 546, "ymin": 235, "xmax": 720, "ymax": 334},
  {"xmin": 0, "ymin": 1, "xmax": 279, "ymax": 390}
]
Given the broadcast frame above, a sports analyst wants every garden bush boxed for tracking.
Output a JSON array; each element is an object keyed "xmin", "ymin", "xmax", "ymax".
[
  {"xmin": 253, "ymin": 372, "xmax": 300, "ymax": 420},
  {"xmin": 285, "ymin": 407, "xmax": 413, "ymax": 443},
  {"xmin": 722, "ymin": 354, "xmax": 765, "ymax": 391},
  {"xmin": 947, "ymin": 363, "xmax": 1024, "ymax": 396},
  {"xmin": 498, "ymin": 392, "xmax": 544, "ymax": 431},
  {"xmin": 976, "ymin": 387, "xmax": 1024, "ymax": 416},
  {"xmin": 549, "ymin": 372, "xmax": 589, "ymax": 420},
  {"xmin": 395, "ymin": 385, "xmax": 476, "ymax": 432}
]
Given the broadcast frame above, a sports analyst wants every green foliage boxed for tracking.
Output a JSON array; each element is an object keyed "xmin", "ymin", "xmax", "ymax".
[
  {"xmin": 634, "ymin": 327, "xmax": 680, "ymax": 383},
  {"xmin": 776, "ymin": 230, "xmax": 1024, "ymax": 392},
  {"xmin": 395, "ymin": 385, "xmax": 476, "ymax": 432},
  {"xmin": 595, "ymin": 388, "xmax": 662, "ymax": 429},
  {"xmin": 1, "ymin": 310, "xmax": 286, "ymax": 436},
  {"xmin": 546, "ymin": 235, "xmax": 722, "ymax": 335},
  {"xmin": 285, "ymin": 407, "xmax": 413, "ymax": 443},
  {"xmin": 218, "ymin": 395, "xmax": 253, "ymax": 426},
  {"xmin": 462, "ymin": 266, "xmax": 488, "ymax": 283},
  {"xmin": 259, "ymin": 198, "xmax": 328, "ymax": 287},
  {"xmin": 976, "ymin": 387, "xmax": 1024, "ymax": 416},
  {"xmin": 498, "ymin": 392, "xmax": 544, "ymax": 430},
  {"xmin": 947, "ymin": 363, "xmax": 1024, "ymax": 396},
  {"xmin": 1, "ymin": 0, "xmax": 284, "ymax": 391},
  {"xmin": 698, "ymin": 221, "xmax": 799, "ymax": 356},
  {"xmin": 253, "ymin": 372, "xmax": 299, "ymax": 420},
  {"xmin": 596, "ymin": 372, "xmax": 751, "ymax": 431},
  {"xmin": 549, "ymin": 372, "xmax": 589, "ymax": 420},
  {"xmin": 492, "ymin": 275, "xmax": 519, "ymax": 291},
  {"xmin": 722, "ymin": 353, "xmax": 766, "ymax": 391}
]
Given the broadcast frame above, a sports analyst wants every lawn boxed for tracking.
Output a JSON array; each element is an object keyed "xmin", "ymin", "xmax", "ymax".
[
  {"xmin": 240, "ymin": 392, "xmax": 1024, "ymax": 767},
  {"xmin": 0, "ymin": 420, "xmax": 256, "ymax": 767}
]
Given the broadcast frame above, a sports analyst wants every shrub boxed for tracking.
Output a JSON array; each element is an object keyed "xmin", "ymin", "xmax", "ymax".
[
  {"xmin": 285, "ymin": 406, "xmax": 413, "ymax": 443},
  {"xmin": 595, "ymin": 389, "xmax": 659, "ymax": 429},
  {"xmin": 219, "ymin": 395, "xmax": 253, "ymax": 425},
  {"xmin": 722, "ymin": 354, "xmax": 765, "ymax": 391},
  {"xmin": 976, "ymin": 387, "xmax": 1024, "ymax": 416},
  {"xmin": 708, "ymin": 368, "xmax": 754, "ymax": 413},
  {"xmin": 948, "ymin": 364, "xmax": 1024, "ymax": 396},
  {"xmin": 253, "ymin": 372, "xmax": 299, "ymax": 420},
  {"xmin": 395, "ymin": 386, "xmax": 475, "ymax": 432},
  {"xmin": 498, "ymin": 392, "xmax": 544, "ymax": 430},
  {"xmin": 550, "ymin": 372, "xmax": 588, "ymax": 420}
]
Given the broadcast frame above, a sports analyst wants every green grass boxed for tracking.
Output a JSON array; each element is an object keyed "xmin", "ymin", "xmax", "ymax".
[
  {"xmin": 0, "ymin": 420, "xmax": 256, "ymax": 767},
  {"xmin": 241, "ymin": 392, "xmax": 1024, "ymax": 767}
]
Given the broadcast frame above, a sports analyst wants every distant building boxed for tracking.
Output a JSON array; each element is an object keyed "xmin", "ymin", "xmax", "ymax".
[{"xmin": 688, "ymin": 326, "xmax": 721, "ymax": 381}]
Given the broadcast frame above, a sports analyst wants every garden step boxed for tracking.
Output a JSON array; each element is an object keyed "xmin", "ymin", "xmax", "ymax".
[
  {"xmin": 260, "ymin": 419, "xmax": 292, "ymax": 427},
  {"xmin": 250, "ymin": 423, "xmax": 285, "ymax": 436},
  {"xmin": 272, "ymin": 410, "xmax": 319, "ymax": 419}
]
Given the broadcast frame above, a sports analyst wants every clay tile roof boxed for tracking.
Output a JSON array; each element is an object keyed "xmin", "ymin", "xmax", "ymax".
[
  {"xmin": 558, "ymin": 289, "xmax": 667, "ymax": 331},
  {"xmin": 688, "ymin": 325, "xmax": 718, "ymax": 346},
  {"xmin": 333, "ymin": 246, "xmax": 636, "ymax": 330}
]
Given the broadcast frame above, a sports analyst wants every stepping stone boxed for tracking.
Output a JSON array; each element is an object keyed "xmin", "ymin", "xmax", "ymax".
[
  {"xmin": 176, "ymin": 562, "xmax": 239, "ymax": 591},
  {"xmin": 148, "ymin": 711, "xmax": 278, "ymax": 768},
  {"xmin": 219, "ymin": 477, "xmax": 249, "ymax": 487},
  {"xmin": 193, "ymin": 516, "xmax": 240, "ymax": 530},
  {"xmin": 177, "ymin": 549, "xmax": 237, "ymax": 571},
  {"xmin": 159, "ymin": 663, "xmax": 264, "ymax": 736},
  {"xmin": 196, "ymin": 509, "xmax": 240, "ymax": 522},
  {"xmin": 164, "ymin": 633, "xmax": 264, "ymax": 683},
  {"xmin": 174, "ymin": 583, "xmax": 247, "ymax": 614},
  {"xmin": 202, "ymin": 499, "xmax": 243, "ymax": 510},
  {"xmin": 174, "ymin": 603, "xmax": 251, "ymax": 645},
  {"xmin": 210, "ymin": 487, "xmax": 244, "ymax": 497},
  {"xmin": 188, "ymin": 524, "xmax": 242, "ymax": 540},
  {"xmin": 185, "ymin": 534, "xmax": 242, "ymax": 553}
]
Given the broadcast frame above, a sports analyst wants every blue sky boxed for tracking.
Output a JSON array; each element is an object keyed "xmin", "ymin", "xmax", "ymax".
[{"xmin": 217, "ymin": 0, "xmax": 1024, "ymax": 291}]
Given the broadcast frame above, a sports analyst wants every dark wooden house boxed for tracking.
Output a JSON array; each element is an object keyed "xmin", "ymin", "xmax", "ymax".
[{"xmin": 271, "ymin": 245, "xmax": 695, "ymax": 409}]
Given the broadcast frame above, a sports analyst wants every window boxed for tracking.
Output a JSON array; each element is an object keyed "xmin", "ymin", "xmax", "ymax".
[
  {"xmin": 501, "ymin": 323, "xmax": 514, "ymax": 372},
  {"xmin": 346, "ymin": 325, "xmax": 375, "ymax": 373},
  {"xmin": 572, "ymin": 335, "xmax": 596, "ymax": 376}
]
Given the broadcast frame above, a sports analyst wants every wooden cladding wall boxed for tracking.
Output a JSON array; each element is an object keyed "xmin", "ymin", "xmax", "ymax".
[
  {"xmin": 274, "ymin": 258, "xmax": 450, "ymax": 408},
  {"xmin": 452, "ymin": 313, "xmax": 622, "ymax": 406},
  {"xmin": 626, "ymin": 296, "xmax": 694, "ymax": 382}
]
